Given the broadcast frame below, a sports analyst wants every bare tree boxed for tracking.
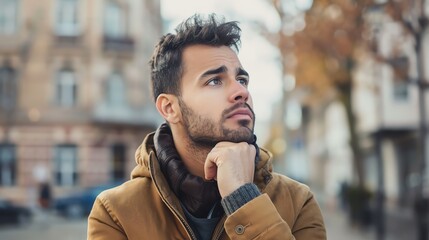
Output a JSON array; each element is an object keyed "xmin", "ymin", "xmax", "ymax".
[
  {"xmin": 262, "ymin": 0, "xmax": 374, "ymax": 188},
  {"xmin": 382, "ymin": 1, "xmax": 429, "ymax": 239}
]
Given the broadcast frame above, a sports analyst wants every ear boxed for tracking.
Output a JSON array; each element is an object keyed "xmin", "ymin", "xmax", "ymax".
[{"xmin": 155, "ymin": 94, "xmax": 181, "ymax": 124}]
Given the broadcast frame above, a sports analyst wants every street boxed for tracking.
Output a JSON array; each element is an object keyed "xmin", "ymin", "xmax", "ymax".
[
  {"xmin": 0, "ymin": 210, "xmax": 87, "ymax": 240},
  {"xmin": 322, "ymin": 202, "xmax": 418, "ymax": 240},
  {"xmin": 0, "ymin": 207, "xmax": 370, "ymax": 240},
  {"xmin": 0, "ymin": 204, "xmax": 416, "ymax": 239},
  {"xmin": 322, "ymin": 207, "xmax": 373, "ymax": 240}
]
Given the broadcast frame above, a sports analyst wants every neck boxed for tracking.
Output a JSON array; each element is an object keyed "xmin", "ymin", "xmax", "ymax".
[{"xmin": 171, "ymin": 126, "xmax": 211, "ymax": 178}]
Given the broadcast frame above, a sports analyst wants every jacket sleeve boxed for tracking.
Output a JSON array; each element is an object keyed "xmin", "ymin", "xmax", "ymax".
[
  {"xmin": 87, "ymin": 197, "xmax": 127, "ymax": 240},
  {"xmin": 223, "ymin": 193, "xmax": 326, "ymax": 240}
]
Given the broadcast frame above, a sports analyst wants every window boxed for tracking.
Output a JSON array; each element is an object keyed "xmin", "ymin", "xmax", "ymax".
[
  {"xmin": 55, "ymin": 0, "xmax": 79, "ymax": 36},
  {"xmin": 0, "ymin": 144, "xmax": 16, "ymax": 186},
  {"xmin": 106, "ymin": 72, "xmax": 126, "ymax": 107},
  {"xmin": 56, "ymin": 68, "xmax": 77, "ymax": 107},
  {"xmin": 393, "ymin": 79, "xmax": 409, "ymax": 102},
  {"xmin": 104, "ymin": 1, "xmax": 126, "ymax": 38},
  {"xmin": 0, "ymin": 65, "xmax": 16, "ymax": 109},
  {"xmin": 111, "ymin": 144, "xmax": 125, "ymax": 181},
  {"xmin": 54, "ymin": 145, "xmax": 77, "ymax": 186},
  {"xmin": 0, "ymin": 0, "xmax": 18, "ymax": 34}
]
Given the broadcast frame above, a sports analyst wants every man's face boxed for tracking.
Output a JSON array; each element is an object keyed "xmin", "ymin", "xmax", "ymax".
[{"xmin": 178, "ymin": 45, "xmax": 255, "ymax": 148}]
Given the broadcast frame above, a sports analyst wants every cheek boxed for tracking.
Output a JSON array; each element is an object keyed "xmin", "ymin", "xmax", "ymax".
[
  {"xmin": 187, "ymin": 98, "xmax": 222, "ymax": 119},
  {"xmin": 186, "ymin": 91, "xmax": 222, "ymax": 111},
  {"xmin": 199, "ymin": 103, "xmax": 223, "ymax": 119}
]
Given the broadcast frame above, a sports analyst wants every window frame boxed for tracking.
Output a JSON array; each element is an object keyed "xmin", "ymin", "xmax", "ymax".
[
  {"xmin": 54, "ymin": 144, "xmax": 78, "ymax": 186},
  {"xmin": 55, "ymin": 0, "xmax": 80, "ymax": 36},
  {"xmin": 392, "ymin": 78, "xmax": 409, "ymax": 102},
  {"xmin": 0, "ymin": 65, "xmax": 17, "ymax": 109},
  {"xmin": 0, "ymin": 0, "xmax": 18, "ymax": 35},
  {"xmin": 106, "ymin": 72, "xmax": 127, "ymax": 107},
  {"xmin": 55, "ymin": 68, "xmax": 77, "ymax": 107},
  {"xmin": 103, "ymin": 0, "xmax": 127, "ymax": 38},
  {"xmin": 0, "ymin": 143, "xmax": 16, "ymax": 186}
]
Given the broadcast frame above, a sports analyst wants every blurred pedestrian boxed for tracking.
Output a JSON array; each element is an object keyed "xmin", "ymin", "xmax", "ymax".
[
  {"xmin": 38, "ymin": 182, "xmax": 52, "ymax": 210},
  {"xmin": 88, "ymin": 13, "xmax": 326, "ymax": 240},
  {"xmin": 37, "ymin": 181, "xmax": 53, "ymax": 229},
  {"xmin": 338, "ymin": 181, "xmax": 349, "ymax": 211}
]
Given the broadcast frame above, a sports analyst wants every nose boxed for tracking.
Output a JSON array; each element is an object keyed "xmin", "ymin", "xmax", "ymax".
[{"xmin": 228, "ymin": 80, "xmax": 249, "ymax": 103}]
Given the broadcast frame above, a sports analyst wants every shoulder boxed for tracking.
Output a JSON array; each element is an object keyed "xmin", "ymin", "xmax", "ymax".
[
  {"xmin": 265, "ymin": 173, "xmax": 318, "ymax": 214},
  {"xmin": 93, "ymin": 178, "xmax": 156, "ymax": 219},
  {"xmin": 89, "ymin": 177, "xmax": 176, "ymax": 238},
  {"xmin": 271, "ymin": 173, "xmax": 311, "ymax": 194},
  {"xmin": 262, "ymin": 173, "xmax": 324, "ymax": 229},
  {"xmin": 98, "ymin": 177, "xmax": 154, "ymax": 206},
  {"xmin": 90, "ymin": 177, "xmax": 162, "ymax": 228}
]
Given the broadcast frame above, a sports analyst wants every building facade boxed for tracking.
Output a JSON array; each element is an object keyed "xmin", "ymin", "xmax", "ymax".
[
  {"xmin": 270, "ymin": 1, "xmax": 429, "ymax": 213},
  {"xmin": 0, "ymin": 0, "xmax": 163, "ymax": 204},
  {"xmin": 354, "ymin": 4, "xmax": 429, "ymax": 209}
]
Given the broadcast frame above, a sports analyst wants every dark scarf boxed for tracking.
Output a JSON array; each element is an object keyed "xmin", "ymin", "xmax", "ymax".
[{"xmin": 153, "ymin": 124, "xmax": 222, "ymax": 218}]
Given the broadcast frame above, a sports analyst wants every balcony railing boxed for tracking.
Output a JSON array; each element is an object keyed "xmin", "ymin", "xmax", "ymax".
[
  {"xmin": 54, "ymin": 35, "xmax": 82, "ymax": 48},
  {"xmin": 103, "ymin": 36, "xmax": 135, "ymax": 53}
]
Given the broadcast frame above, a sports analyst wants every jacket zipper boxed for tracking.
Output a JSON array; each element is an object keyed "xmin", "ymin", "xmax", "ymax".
[
  {"xmin": 211, "ymin": 216, "xmax": 226, "ymax": 240},
  {"xmin": 163, "ymin": 199, "xmax": 198, "ymax": 240},
  {"xmin": 149, "ymin": 155, "xmax": 198, "ymax": 240}
]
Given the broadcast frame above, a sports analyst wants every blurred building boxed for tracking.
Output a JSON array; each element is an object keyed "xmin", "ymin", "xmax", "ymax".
[
  {"xmin": 265, "ymin": 92, "xmax": 312, "ymax": 184},
  {"xmin": 266, "ymin": 2, "xmax": 429, "ymax": 217},
  {"xmin": 307, "ymin": 98, "xmax": 354, "ymax": 198},
  {"xmin": 0, "ymin": 0, "xmax": 163, "ymax": 204},
  {"xmin": 264, "ymin": 79, "xmax": 354, "ymax": 198},
  {"xmin": 354, "ymin": 4, "xmax": 429, "ymax": 210},
  {"xmin": 302, "ymin": 1, "xmax": 429, "ymax": 211}
]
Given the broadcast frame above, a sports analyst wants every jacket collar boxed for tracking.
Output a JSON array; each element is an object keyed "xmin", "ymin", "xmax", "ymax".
[
  {"xmin": 131, "ymin": 127, "xmax": 274, "ymax": 196},
  {"xmin": 153, "ymin": 124, "xmax": 222, "ymax": 218}
]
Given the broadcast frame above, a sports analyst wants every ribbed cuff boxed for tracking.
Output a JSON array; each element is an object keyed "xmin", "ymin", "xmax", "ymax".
[{"xmin": 221, "ymin": 183, "xmax": 261, "ymax": 215}]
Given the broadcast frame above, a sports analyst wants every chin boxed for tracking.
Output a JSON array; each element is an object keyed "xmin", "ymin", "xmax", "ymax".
[
  {"xmin": 222, "ymin": 127, "xmax": 254, "ymax": 143},
  {"xmin": 238, "ymin": 119, "xmax": 253, "ymax": 127}
]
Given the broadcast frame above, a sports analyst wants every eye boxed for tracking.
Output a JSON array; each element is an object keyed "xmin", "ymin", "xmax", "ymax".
[
  {"xmin": 237, "ymin": 77, "xmax": 249, "ymax": 86},
  {"xmin": 207, "ymin": 78, "xmax": 222, "ymax": 86}
]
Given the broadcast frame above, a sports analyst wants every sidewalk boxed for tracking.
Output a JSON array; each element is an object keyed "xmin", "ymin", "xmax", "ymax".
[
  {"xmin": 383, "ymin": 206, "xmax": 417, "ymax": 240},
  {"xmin": 321, "ymin": 205, "xmax": 374, "ymax": 240},
  {"xmin": 320, "ymin": 201, "xmax": 417, "ymax": 240},
  {"xmin": 0, "ymin": 209, "xmax": 87, "ymax": 240}
]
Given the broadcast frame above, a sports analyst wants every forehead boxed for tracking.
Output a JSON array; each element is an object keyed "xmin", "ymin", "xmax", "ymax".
[{"xmin": 181, "ymin": 45, "xmax": 241, "ymax": 76}]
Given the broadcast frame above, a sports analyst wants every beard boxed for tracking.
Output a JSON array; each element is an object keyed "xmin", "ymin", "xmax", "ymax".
[{"xmin": 178, "ymin": 98, "xmax": 255, "ymax": 148}]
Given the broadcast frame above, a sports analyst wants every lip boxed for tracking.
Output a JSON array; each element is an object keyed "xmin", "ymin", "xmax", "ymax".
[{"xmin": 226, "ymin": 108, "xmax": 253, "ymax": 119}]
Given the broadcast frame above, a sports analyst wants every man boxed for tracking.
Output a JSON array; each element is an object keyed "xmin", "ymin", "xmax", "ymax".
[{"xmin": 88, "ymin": 14, "xmax": 326, "ymax": 240}]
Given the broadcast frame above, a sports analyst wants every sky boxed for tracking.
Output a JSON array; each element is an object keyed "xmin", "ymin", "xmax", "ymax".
[{"xmin": 160, "ymin": 0, "xmax": 285, "ymax": 144}]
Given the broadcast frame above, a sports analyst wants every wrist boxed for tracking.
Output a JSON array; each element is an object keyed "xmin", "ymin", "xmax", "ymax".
[{"xmin": 221, "ymin": 183, "xmax": 261, "ymax": 215}]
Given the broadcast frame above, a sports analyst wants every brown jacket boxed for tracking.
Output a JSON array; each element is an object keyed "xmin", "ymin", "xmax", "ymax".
[{"xmin": 87, "ymin": 133, "xmax": 326, "ymax": 239}]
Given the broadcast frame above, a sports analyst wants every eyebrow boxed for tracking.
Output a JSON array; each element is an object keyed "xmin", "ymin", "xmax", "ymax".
[
  {"xmin": 237, "ymin": 68, "xmax": 249, "ymax": 77},
  {"xmin": 200, "ymin": 65, "xmax": 228, "ymax": 79},
  {"xmin": 200, "ymin": 65, "xmax": 249, "ymax": 79}
]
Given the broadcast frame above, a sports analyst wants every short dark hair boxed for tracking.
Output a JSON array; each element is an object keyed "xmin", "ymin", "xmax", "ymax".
[{"xmin": 149, "ymin": 14, "xmax": 242, "ymax": 102}]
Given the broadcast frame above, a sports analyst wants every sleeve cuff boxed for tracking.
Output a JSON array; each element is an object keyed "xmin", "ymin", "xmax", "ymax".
[{"xmin": 221, "ymin": 183, "xmax": 261, "ymax": 215}]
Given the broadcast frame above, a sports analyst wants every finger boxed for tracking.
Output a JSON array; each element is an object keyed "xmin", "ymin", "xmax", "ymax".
[
  {"xmin": 204, "ymin": 153, "xmax": 218, "ymax": 180},
  {"xmin": 213, "ymin": 141, "xmax": 234, "ymax": 148},
  {"xmin": 204, "ymin": 163, "xmax": 217, "ymax": 180},
  {"xmin": 249, "ymin": 143, "xmax": 256, "ymax": 156}
]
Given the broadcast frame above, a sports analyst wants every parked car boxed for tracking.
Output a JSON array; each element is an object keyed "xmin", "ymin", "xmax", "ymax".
[
  {"xmin": 54, "ymin": 182, "xmax": 122, "ymax": 218},
  {"xmin": 0, "ymin": 198, "xmax": 32, "ymax": 226}
]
